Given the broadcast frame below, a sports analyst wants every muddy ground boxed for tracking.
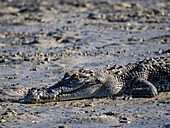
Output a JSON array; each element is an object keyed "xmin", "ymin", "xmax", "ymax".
[{"xmin": 0, "ymin": 0, "xmax": 170, "ymax": 127}]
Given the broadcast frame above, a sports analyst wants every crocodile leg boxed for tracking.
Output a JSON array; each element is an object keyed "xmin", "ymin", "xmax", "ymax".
[{"xmin": 130, "ymin": 79, "xmax": 158, "ymax": 98}]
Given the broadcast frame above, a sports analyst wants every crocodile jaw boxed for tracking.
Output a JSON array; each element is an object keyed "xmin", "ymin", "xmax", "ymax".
[
  {"xmin": 24, "ymin": 89, "xmax": 60, "ymax": 103},
  {"xmin": 24, "ymin": 70, "xmax": 108, "ymax": 103},
  {"xmin": 24, "ymin": 82, "xmax": 103, "ymax": 103}
]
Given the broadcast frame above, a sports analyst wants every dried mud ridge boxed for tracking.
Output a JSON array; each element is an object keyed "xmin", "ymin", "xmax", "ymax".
[{"xmin": 0, "ymin": 0, "xmax": 170, "ymax": 128}]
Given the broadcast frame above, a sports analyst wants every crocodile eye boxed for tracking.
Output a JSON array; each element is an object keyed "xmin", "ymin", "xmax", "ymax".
[{"xmin": 70, "ymin": 74, "xmax": 79, "ymax": 80}]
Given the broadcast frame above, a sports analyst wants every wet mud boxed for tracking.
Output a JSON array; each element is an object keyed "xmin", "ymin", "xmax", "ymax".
[{"xmin": 0, "ymin": 0, "xmax": 170, "ymax": 127}]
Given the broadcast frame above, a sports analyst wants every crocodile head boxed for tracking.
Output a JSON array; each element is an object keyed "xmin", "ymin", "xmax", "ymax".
[{"xmin": 24, "ymin": 69, "xmax": 109, "ymax": 103}]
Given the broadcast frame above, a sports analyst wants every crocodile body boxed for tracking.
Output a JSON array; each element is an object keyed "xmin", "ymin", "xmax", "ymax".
[{"xmin": 24, "ymin": 56, "xmax": 170, "ymax": 103}]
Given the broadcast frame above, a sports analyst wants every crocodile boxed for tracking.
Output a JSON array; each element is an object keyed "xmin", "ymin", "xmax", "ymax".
[{"xmin": 24, "ymin": 56, "xmax": 170, "ymax": 103}]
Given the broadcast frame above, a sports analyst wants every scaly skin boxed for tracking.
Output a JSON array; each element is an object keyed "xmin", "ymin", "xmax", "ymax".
[{"xmin": 24, "ymin": 56, "xmax": 170, "ymax": 103}]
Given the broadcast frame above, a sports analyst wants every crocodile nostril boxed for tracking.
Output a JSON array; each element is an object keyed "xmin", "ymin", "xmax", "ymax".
[{"xmin": 64, "ymin": 72, "xmax": 72, "ymax": 78}]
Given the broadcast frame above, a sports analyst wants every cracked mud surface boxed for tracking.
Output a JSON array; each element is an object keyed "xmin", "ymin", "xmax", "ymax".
[{"xmin": 0, "ymin": 0, "xmax": 170, "ymax": 127}]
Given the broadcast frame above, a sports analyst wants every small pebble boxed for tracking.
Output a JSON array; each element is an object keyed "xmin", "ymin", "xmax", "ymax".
[
  {"xmin": 32, "ymin": 120, "xmax": 39, "ymax": 123},
  {"xmin": 104, "ymin": 111, "xmax": 117, "ymax": 116},
  {"xmin": 119, "ymin": 116, "xmax": 131, "ymax": 124},
  {"xmin": 0, "ymin": 119, "xmax": 6, "ymax": 123},
  {"xmin": 30, "ymin": 67, "xmax": 39, "ymax": 71},
  {"xmin": 58, "ymin": 125, "xmax": 68, "ymax": 128}
]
